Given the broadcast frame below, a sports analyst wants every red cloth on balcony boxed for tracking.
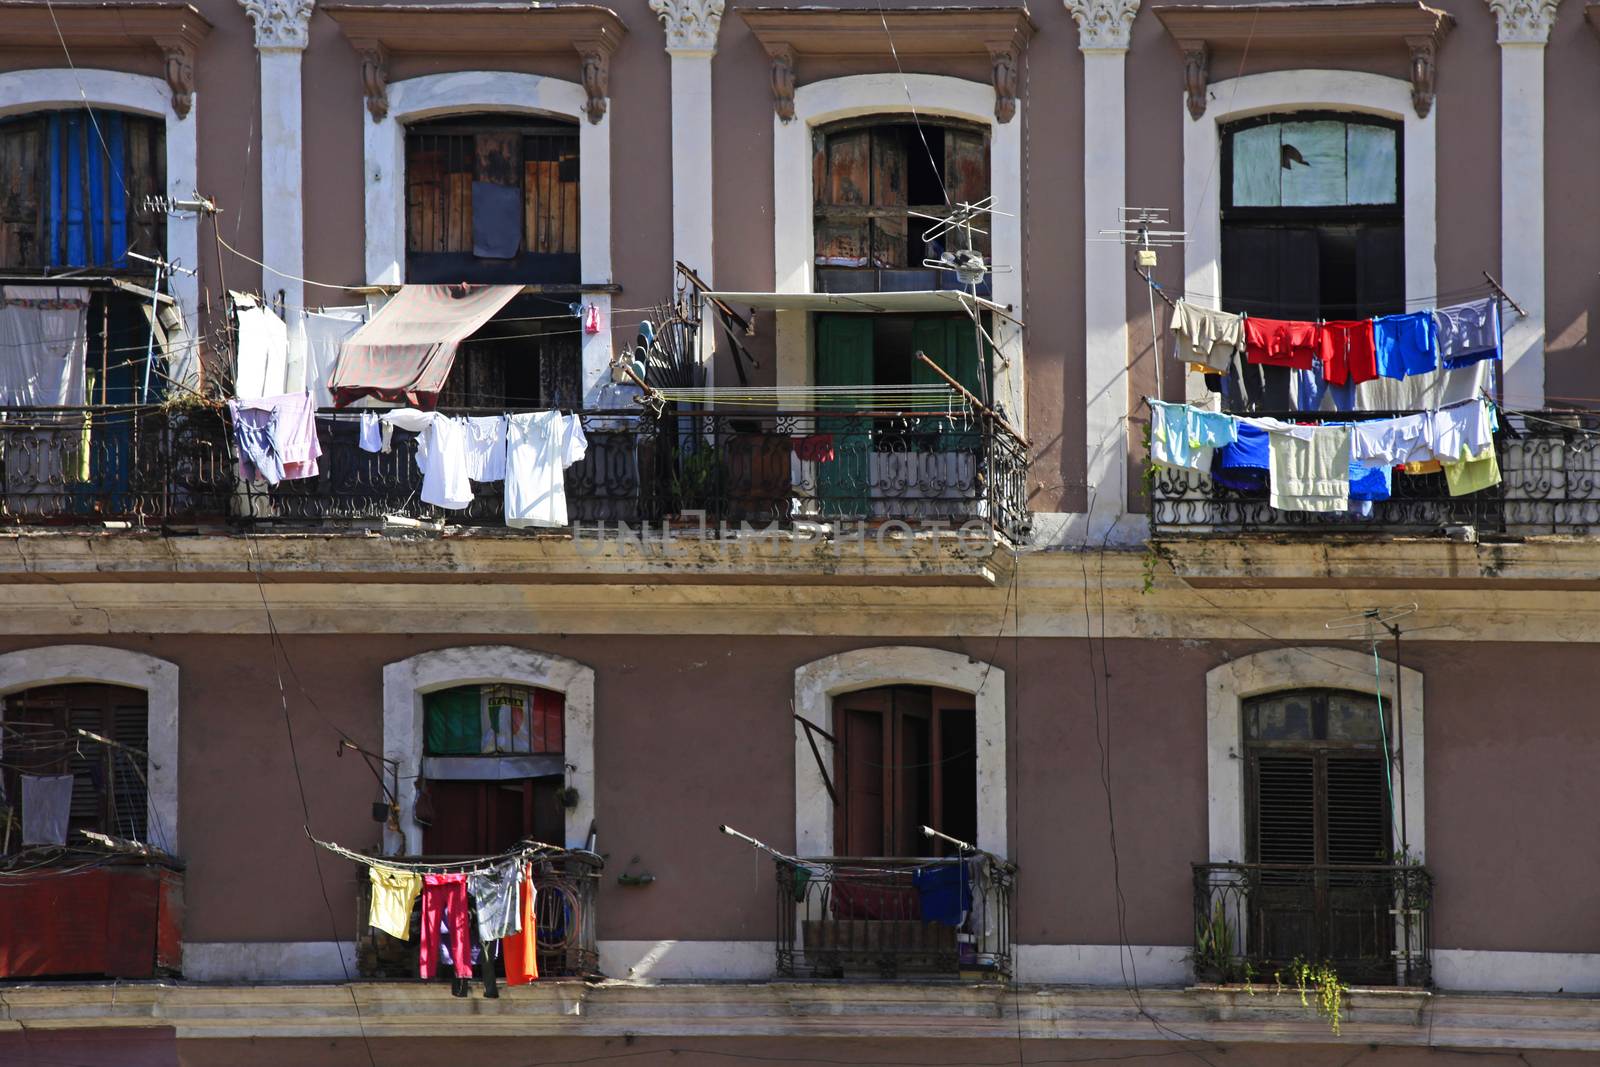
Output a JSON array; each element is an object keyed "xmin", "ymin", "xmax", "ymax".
[
  {"xmin": 793, "ymin": 434, "xmax": 835, "ymax": 463},
  {"xmin": 418, "ymin": 873, "xmax": 473, "ymax": 979},
  {"xmin": 1244, "ymin": 317, "xmax": 1318, "ymax": 370},
  {"xmin": 1318, "ymin": 321, "xmax": 1378, "ymax": 385}
]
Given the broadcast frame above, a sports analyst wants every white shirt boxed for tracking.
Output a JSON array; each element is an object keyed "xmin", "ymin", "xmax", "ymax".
[
  {"xmin": 1350, "ymin": 414, "xmax": 1431, "ymax": 468},
  {"xmin": 233, "ymin": 295, "xmax": 290, "ymax": 400},
  {"xmin": 464, "ymin": 415, "xmax": 508, "ymax": 482},
  {"xmin": 505, "ymin": 411, "xmax": 588, "ymax": 528},
  {"xmin": 380, "ymin": 409, "xmax": 474, "ymax": 510}
]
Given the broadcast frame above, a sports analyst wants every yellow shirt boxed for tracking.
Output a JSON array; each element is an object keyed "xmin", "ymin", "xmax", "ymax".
[
  {"xmin": 369, "ymin": 866, "xmax": 421, "ymax": 939},
  {"xmin": 1443, "ymin": 446, "xmax": 1500, "ymax": 497}
]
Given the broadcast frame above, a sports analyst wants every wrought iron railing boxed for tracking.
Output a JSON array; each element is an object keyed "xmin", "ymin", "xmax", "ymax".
[
  {"xmin": 0, "ymin": 405, "xmax": 231, "ymax": 525},
  {"xmin": 1150, "ymin": 411, "xmax": 1505, "ymax": 536},
  {"xmin": 776, "ymin": 855, "xmax": 1014, "ymax": 981},
  {"xmin": 1193, "ymin": 862, "xmax": 1432, "ymax": 988},
  {"xmin": 355, "ymin": 851, "xmax": 602, "ymax": 980}
]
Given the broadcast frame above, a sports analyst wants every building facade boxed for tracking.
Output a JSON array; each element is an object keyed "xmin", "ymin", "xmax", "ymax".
[{"xmin": 0, "ymin": 0, "xmax": 1597, "ymax": 1064}]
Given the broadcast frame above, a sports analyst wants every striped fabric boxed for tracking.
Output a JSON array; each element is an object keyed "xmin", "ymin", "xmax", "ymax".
[{"xmin": 329, "ymin": 284, "xmax": 519, "ymax": 408}]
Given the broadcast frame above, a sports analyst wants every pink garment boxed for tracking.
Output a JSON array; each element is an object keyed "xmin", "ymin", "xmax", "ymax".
[
  {"xmin": 233, "ymin": 391, "xmax": 322, "ymax": 480},
  {"xmin": 582, "ymin": 303, "xmax": 600, "ymax": 335},
  {"xmin": 793, "ymin": 434, "xmax": 835, "ymax": 463},
  {"xmin": 418, "ymin": 873, "xmax": 473, "ymax": 979}
]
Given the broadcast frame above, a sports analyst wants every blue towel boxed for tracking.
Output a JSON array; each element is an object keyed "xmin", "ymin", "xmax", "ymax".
[{"xmin": 912, "ymin": 863, "xmax": 970, "ymax": 927}]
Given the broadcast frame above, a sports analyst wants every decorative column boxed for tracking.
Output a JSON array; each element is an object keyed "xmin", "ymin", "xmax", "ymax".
[
  {"xmin": 1066, "ymin": 0, "xmax": 1138, "ymax": 536},
  {"xmin": 240, "ymin": 0, "xmax": 313, "ymax": 381},
  {"xmin": 651, "ymin": 0, "xmax": 722, "ymax": 286},
  {"xmin": 1487, "ymin": 0, "xmax": 1559, "ymax": 410}
]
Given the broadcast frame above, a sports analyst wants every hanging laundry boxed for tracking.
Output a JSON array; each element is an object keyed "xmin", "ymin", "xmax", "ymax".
[
  {"xmin": 1169, "ymin": 301, "xmax": 1244, "ymax": 374},
  {"xmin": 912, "ymin": 863, "xmax": 971, "ymax": 927},
  {"xmin": 583, "ymin": 303, "xmax": 601, "ymax": 335},
  {"xmin": 505, "ymin": 411, "xmax": 589, "ymax": 528},
  {"xmin": 1318, "ymin": 320, "xmax": 1378, "ymax": 385},
  {"xmin": 466, "ymin": 860, "xmax": 524, "ymax": 942},
  {"xmin": 297, "ymin": 306, "xmax": 369, "ymax": 408},
  {"xmin": 230, "ymin": 393, "xmax": 322, "ymax": 483},
  {"xmin": 381, "ymin": 409, "xmax": 474, "ymax": 510},
  {"xmin": 793, "ymin": 434, "xmax": 836, "ymax": 463},
  {"xmin": 20, "ymin": 773, "xmax": 72, "ymax": 846},
  {"xmin": 1244, "ymin": 317, "xmax": 1319, "ymax": 370},
  {"xmin": 501, "ymin": 863, "xmax": 540, "ymax": 985},
  {"xmin": 1443, "ymin": 444, "xmax": 1501, "ymax": 496},
  {"xmin": 1149, "ymin": 400, "xmax": 1237, "ymax": 472},
  {"xmin": 1434, "ymin": 297, "xmax": 1501, "ymax": 370},
  {"xmin": 358, "ymin": 411, "xmax": 388, "ymax": 454},
  {"xmin": 1348, "ymin": 455, "xmax": 1392, "ymax": 503},
  {"xmin": 1350, "ymin": 413, "xmax": 1432, "ymax": 468},
  {"xmin": 463, "ymin": 415, "xmax": 508, "ymax": 482},
  {"xmin": 0, "ymin": 287, "xmax": 89, "ymax": 406},
  {"xmin": 1402, "ymin": 459, "xmax": 1443, "ymax": 475},
  {"xmin": 232, "ymin": 292, "xmax": 292, "ymax": 400},
  {"xmin": 369, "ymin": 866, "xmax": 422, "ymax": 939},
  {"xmin": 1372, "ymin": 311, "xmax": 1438, "ymax": 380},
  {"xmin": 1427, "ymin": 398, "xmax": 1495, "ymax": 463},
  {"xmin": 1267, "ymin": 423, "xmax": 1352, "ymax": 513},
  {"xmin": 1355, "ymin": 357, "xmax": 1491, "ymax": 413},
  {"xmin": 1212, "ymin": 420, "xmax": 1274, "ymax": 491},
  {"xmin": 419, "ymin": 873, "xmax": 474, "ymax": 979},
  {"xmin": 143, "ymin": 300, "xmax": 200, "ymax": 396}
]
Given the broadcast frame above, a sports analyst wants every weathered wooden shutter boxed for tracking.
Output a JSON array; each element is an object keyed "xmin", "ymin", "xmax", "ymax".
[{"xmin": 1250, "ymin": 752, "xmax": 1317, "ymax": 866}]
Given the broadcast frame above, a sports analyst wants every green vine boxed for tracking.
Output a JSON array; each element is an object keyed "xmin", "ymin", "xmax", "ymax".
[{"xmin": 1277, "ymin": 958, "xmax": 1349, "ymax": 1035}]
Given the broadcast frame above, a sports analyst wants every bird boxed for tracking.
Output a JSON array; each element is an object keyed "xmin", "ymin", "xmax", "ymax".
[{"xmin": 1281, "ymin": 143, "xmax": 1309, "ymax": 170}]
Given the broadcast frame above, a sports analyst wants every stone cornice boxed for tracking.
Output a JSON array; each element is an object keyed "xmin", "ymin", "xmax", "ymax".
[
  {"xmin": 0, "ymin": 1, "xmax": 211, "ymax": 117},
  {"xmin": 1488, "ymin": 0, "xmax": 1562, "ymax": 43},
  {"xmin": 1153, "ymin": 1, "xmax": 1454, "ymax": 117},
  {"xmin": 323, "ymin": 3, "xmax": 627, "ymax": 122},
  {"xmin": 736, "ymin": 6, "xmax": 1035, "ymax": 124},
  {"xmin": 1064, "ymin": 0, "xmax": 1139, "ymax": 52},
  {"xmin": 651, "ymin": 0, "xmax": 724, "ymax": 54},
  {"xmin": 0, "ymin": 981, "xmax": 1597, "ymax": 1049},
  {"xmin": 239, "ymin": 0, "xmax": 314, "ymax": 51}
]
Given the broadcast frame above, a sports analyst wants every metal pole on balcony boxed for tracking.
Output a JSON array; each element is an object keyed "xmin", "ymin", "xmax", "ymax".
[{"xmin": 1388, "ymin": 620, "xmax": 1410, "ymax": 856}]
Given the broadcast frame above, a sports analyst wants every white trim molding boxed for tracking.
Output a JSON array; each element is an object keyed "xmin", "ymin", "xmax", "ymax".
[
  {"xmin": 1205, "ymin": 647, "xmax": 1424, "ymax": 864},
  {"xmin": 793, "ymin": 645, "xmax": 1007, "ymax": 859},
  {"xmin": 599, "ymin": 939, "xmax": 771, "ymax": 982},
  {"xmin": 1486, "ymin": 0, "xmax": 1560, "ymax": 408},
  {"xmin": 1067, "ymin": 0, "xmax": 1138, "ymax": 539},
  {"xmin": 1017, "ymin": 943, "xmax": 1190, "ymax": 986},
  {"xmin": 240, "ymin": 0, "xmax": 314, "ymax": 375},
  {"xmin": 364, "ymin": 71, "xmax": 615, "ymax": 401},
  {"xmin": 1435, "ymin": 949, "xmax": 1600, "ymax": 994},
  {"xmin": 1182, "ymin": 70, "xmax": 1436, "ymax": 403},
  {"xmin": 772, "ymin": 74, "xmax": 1025, "ymax": 428},
  {"xmin": 381, "ymin": 645, "xmax": 596, "ymax": 853},
  {"xmin": 183, "ymin": 940, "xmax": 356, "ymax": 982},
  {"xmin": 0, "ymin": 69, "xmax": 200, "ymax": 344},
  {"xmin": 0, "ymin": 645, "xmax": 179, "ymax": 856}
]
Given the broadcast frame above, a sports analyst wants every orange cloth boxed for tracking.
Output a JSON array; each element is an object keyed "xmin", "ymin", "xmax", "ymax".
[
  {"xmin": 502, "ymin": 863, "xmax": 539, "ymax": 984},
  {"xmin": 1402, "ymin": 459, "xmax": 1443, "ymax": 475}
]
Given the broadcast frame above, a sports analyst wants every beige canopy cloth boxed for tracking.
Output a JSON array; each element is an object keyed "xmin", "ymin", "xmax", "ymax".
[{"xmin": 329, "ymin": 284, "xmax": 519, "ymax": 407}]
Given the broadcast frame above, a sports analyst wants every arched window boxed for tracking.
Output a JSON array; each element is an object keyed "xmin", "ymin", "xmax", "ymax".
[
  {"xmin": 0, "ymin": 109, "xmax": 165, "ymax": 271},
  {"xmin": 812, "ymin": 118, "xmax": 989, "ymax": 294}
]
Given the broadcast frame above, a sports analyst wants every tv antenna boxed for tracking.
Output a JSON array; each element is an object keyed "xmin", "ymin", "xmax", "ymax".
[
  {"xmin": 911, "ymin": 196, "xmax": 1015, "ymax": 405},
  {"xmin": 1095, "ymin": 208, "xmax": 1186, "ymax": 398},
  {"xmin": 1325, "ymin": 603, "xmax": 1419, "ymax": 857}
]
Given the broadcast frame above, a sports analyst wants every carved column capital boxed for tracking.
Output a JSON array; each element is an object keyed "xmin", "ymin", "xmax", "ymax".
[
  {"xmin": 155, "ymin": 40, "xmax": 197, "ymax": 119},
  {"xmin": 1406, "ymin": 35, "xmax": 1438, "ymax": 118},
  {"xmin": 1180, "ymin": 39, "xmax": 1208, "ymax": 119},
  {"xmin": 767, "ymin": 44, "xmax": 796, "ymax": 123},
  {"xmin": 577, "ymin": 44, "xmax": 612, "ymax": 123},
  {"xmin": 1485, "ymin": 0, "xmax": 1561, "ymax": 44},
  {"xmin": 239, "ymin": 0, "xmax": 314, "ymax": 51},
  {"xmin": 1064, "ymin": 0, "xmax": 1140, "ymax": 52},
  {"xmin": 356, "ymin": 43, "xmax": 388, "ymax": 122},
  {"xmin": 649, "ymin": 0, "xmax": 725, "ymax": 55},
  {"xmin": 987, "ymin": 44, "xmax": 1020, "ymax": 124}
]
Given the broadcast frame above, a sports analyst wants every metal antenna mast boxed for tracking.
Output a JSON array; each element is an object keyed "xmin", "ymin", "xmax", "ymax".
[{"xmin": 1095, "ymin": 208, "xmax": 1186, "ymax": 399}]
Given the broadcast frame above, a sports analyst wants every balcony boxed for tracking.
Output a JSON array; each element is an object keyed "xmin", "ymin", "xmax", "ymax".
[
  {"xmin": 0, "ymin": 852, "xmax": 183, "ymax": 979},
  {"xmin": 776, "ymin": 855, "xmax": 1015, "ymax": 981},
  {"xmin": 1193, "ymin": 862, "xmax": 1433, "ymax": 989},
  {"xmin": 355, "ymin": 852, "xmax": 601, "ymax": 981},
  {"xmin": 0, "ymin": 405, "xmax": 1028, "ymax": 542},
  {"xmin": 1153, "ymin": 413, "xmax": 1600, "ymax": 540}
]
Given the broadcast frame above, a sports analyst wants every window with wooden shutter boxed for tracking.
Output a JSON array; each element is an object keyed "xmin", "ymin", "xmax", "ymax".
[
  {"xmin": 0, "ymin": 683, "xmax": 148, "ymax": 849},
  {"xmin": 404, "ymin": 115, "xmax": 580, "ymax": 285},
  {"xmin": 812, "ymin": 120, "xmax": 990, "ymax": 295},
  {"xmin": 0, "ymin": 109, "xmax": 165, "ymax": 272},
  {"xmin": 833, "ymin": 685, "xmax": 976, "ymax": 858}
]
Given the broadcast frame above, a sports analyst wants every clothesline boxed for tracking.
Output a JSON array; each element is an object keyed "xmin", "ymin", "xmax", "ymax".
[{"xmin": 312, "ymin": 834, "xmax": 579, "ymax": 876}]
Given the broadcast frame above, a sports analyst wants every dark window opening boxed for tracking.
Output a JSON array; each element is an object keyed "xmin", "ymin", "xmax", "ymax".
[
  {"xmin": 1, "ymin": 683, "xmax": 149, "ymax": 850},
  {"xmin": 1244, "ymin": 688, "xmax": 1396, "ymax": 974},
  {"xmin": 438, "ymin": 295, "xmax": 582, "ymax": 409},
  {"xmin": 813, "ymin": 119, "xmax": 990, "ymax": 294},
  {"xmin": 404, "ymin": 115, "xmax": 580, "ymax": 285},
  {"xmin": 1220, "ymin": 113, "xmax": 1403, "ymax": 410},
  {"xmin": 0, "ymin": 109, "xmax": 166, "ymax": 272},
  {"xmin": 814, "ymin": 312, "xmax": 991, "ymax": 396},
  {"xmin": 833, "ymin": 685, "xmax": 976, "ymax": 858}
]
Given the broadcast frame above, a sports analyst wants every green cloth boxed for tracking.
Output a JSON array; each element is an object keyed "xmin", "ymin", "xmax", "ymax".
[
  {"xmin": 424, "ymin": 686, "xmax": 482, "ymax": 755},
  {"xmin": 1443, "ymin": 446, "xmax": 1500, "ymax": 497}
]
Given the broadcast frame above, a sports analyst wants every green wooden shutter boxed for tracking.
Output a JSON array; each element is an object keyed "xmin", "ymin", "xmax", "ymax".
[
  {"xmin": 814, "ymin": 314, "xmax": 874, "ymax": 513},
  {"xmin": 911, "ymin": 317, "xmax": 986, "ymax": 397}
]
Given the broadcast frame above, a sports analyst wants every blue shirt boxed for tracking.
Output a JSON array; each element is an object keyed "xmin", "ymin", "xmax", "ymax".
[{"xmin": 1373, "ymin": 312, "xmax": 1438, "ymax": 380}]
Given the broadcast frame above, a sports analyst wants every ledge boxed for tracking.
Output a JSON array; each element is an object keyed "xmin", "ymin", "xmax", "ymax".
[
  {"xmin": 0, "ymin": 981, "xmax": 1596, "ymax": 1049},
  {"xmin": 322, "ymin": 3, "xmax": 627, "ymax": 123},
  {"xmin": 1151, "ymin": 1, "xmax": 1453, "ymax": 118},
  {"xmin": 735, "ymin": 5, "xmax": 1035, "ymax": 123},
  {"xmin": 0, "ymin": 1, "xmax": 211, "ymax": 118}
]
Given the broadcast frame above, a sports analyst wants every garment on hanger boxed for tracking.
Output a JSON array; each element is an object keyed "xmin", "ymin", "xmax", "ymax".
[
  {"xmin": 1443, "ymin": 444, "xmax": 1500, "ymax": 496},
  {"xmin": 231, "ymin": 392, "xmax": 322, "ymax": 482},
  {"xmin": 467, "ymin": 860, "xmax": 523, "ymax": 942},
  {"xmin": 233, "ymin": 292, "xmax": 292, "ymax": 399},
  {"xmin": 505, "ymin": 411, "xmax": 588, "ymax": 528},
  {"xmin": 1373, "ymin": 311, "xmax": 1438, "ymax": 380},
  {"xmin": 1318, "ymin": 321, "xmax": 1378, "ymax": 385},
  {"xmin": 369, "ymin": 866, "xmax": 422, "ymax": 939},
  {"xmin": 1427, "ymin": 398, "xmax": 1495, "ymax": 463},
  {"xmin": 1350, "ymin": 413, "xmax": 1431, "ymax": 468},
  {"xmin": 501, "ymin": 863, "xmax": 540, "ymax": 985},
  {"xmin": 381, "ymin": 409, "xmax": 474, "ymax": 509},
  {"xmin": 419, "ymin": 873, "xmax": 474, "ymax": 979},
  {"xmin": 1434, "ymin": 298, "xmax": 1501, "ymax": 370},
  {"xmin": 298, "ymin": 306, "xmax": 369, "ymax": 408},
  {"xmin": 1244, "ymin": 317, "xmax": 1318, "ymax": 370},
  {"xmin": 464, "ymin": 415, "xmax": 508, "ymax": 482},
  {"xmin": 1169, "ymin": 301, "xmax": 1244, "ymax": 374},
  {"xmin": 1267, "ymin": 423, "xmax": 1351, "ymax": 513}
]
